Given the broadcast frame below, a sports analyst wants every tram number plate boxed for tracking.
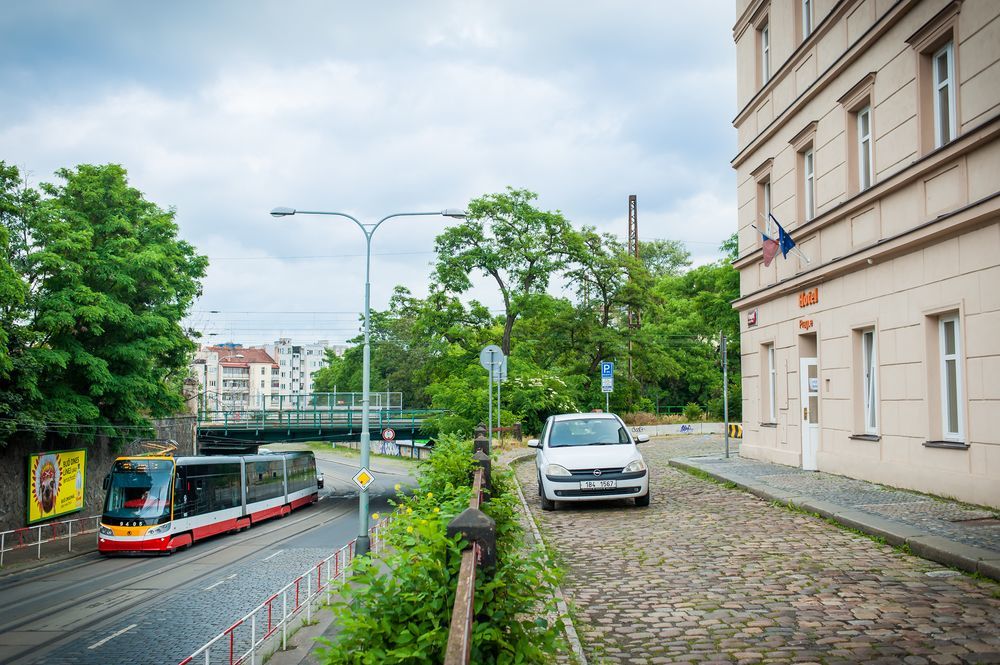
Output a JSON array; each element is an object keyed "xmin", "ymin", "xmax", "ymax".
[{"xmin": 580, "ymin": 479, "xmax": 617, "ymax": 491}]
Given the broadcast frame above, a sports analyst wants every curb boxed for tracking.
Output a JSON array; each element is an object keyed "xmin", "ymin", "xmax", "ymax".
[
  {"xmin": 668, "ymin": 458, "xmax": 1000, "ymax": 583},
  {"xmin": 507, "ymin": 455, "xmax": 589, "ymax": 665}
]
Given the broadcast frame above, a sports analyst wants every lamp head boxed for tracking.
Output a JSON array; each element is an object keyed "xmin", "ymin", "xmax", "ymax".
[
  {"xmin": 270, "ymin": 207, "xmax": 296, "ymax": 218},
  {"xmin": 441, "ymin": 208, "xmax": 468, "ymax": 219}
]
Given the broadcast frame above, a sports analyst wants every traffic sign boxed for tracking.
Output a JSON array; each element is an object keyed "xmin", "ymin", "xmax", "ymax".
[
  {"xmin": 352, "ymin": 467, "xmax": 376, "ymax": 491},
  {"xmin": 491, "ymin": 355, "xmax": 508, "ymax": 382},
  {"xmin": 479, "ymin": 345, "xmax": 503, "ymax": 370},
  {"xmin": 382, "ymin": 428, "xmax": 396, "ymax": 441},
  {"xmin": 601, "ymin": 361, "xmax": 614, "ymax": 378},
  {"xmin": 601, "ymin": 377, "xmax": 614, "ymax": 393}
]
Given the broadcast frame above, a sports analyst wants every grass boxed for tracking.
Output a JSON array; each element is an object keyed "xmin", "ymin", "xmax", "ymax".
[{"xmin": 269, "ymin": 440, "xmax": 422, "ymax": 464}]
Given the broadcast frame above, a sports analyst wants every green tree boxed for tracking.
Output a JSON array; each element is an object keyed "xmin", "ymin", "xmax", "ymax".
[
  {"xmin": 638, "ymin": 238, "xmax": 692, "ymax": 277},
  {"xmin": 0, "ymin": 163, "xmax": 208, "ymax": 444},
  {"xmin": 434, "ymin": 187, "xmax": 574, "ymax": 356}
]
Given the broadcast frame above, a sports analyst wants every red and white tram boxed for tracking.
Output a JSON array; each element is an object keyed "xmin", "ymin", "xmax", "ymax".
[{"xmin": 98, "ymin": 451, "xmax": 319, "ymax": 554}]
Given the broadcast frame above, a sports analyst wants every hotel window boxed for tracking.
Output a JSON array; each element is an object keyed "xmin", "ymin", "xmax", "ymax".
[
  {"xmin": 762, "ymin": 343, "xmax": 776, "ymax": 423},
  {"xmin": 803, "ymin": 149, "xmax": 815, "ymax": 221},
  {"xmin": 908, "ymin": 3, "xmax": 960, "ymax": 153},
  {"xmin": 760, "ymin": 21, "xmax": 770, "ymax": 84},
  {"xmin": 752, "ymin": 158, "xmax": 773, "ymax": 248},
  {"xmin": 939, "ymin": 315, "xmax": 963, "ymax": 440},
  {"xmin": 932, "ymin": 42, "xmax": 956, "ymax": 147},
  {"xmin": 857, "ymin": 106, "xmax": 874, "ymax": 190},
  {"xmin": 861, "ymin": 329, "xmax": 878, "ymax": 434},
  {"xmin": 801, "ymin": 0, "xmax": 813, "ymax": 40}
]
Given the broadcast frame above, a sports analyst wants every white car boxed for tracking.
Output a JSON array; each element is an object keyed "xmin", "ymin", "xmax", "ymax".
[{"xmin": 529, "ymin": 413, "xmax": 650, "ymax": 510}]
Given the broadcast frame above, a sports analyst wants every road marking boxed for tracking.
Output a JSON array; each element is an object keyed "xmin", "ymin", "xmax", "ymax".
[
  {"xmin": 203, "ymin": 573, "xmax": 238, "ymax": 590},
  {"xmin": 88, "ymin": 623, "xmax": 137, "ymax": 650},
  {"xmin": 262, "ymin": 550, "xmax": 284, "ymax": 562}
]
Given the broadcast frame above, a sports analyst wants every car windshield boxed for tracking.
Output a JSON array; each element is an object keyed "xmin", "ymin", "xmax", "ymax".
[
  {"xmin": 548, "ymin": 418, "xmax": 631, "ymax": 447},
  {"xmin": 103, "ymin": 459, "xmax": 174, "ymax": 520}
]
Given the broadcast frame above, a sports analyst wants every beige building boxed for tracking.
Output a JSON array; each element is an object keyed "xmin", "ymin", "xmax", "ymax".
[
  {"xmin": 731, "ymin": 0, "xmax": 999, "ymax": 506},
  {"xmin": 190, "ymin": 345, "xmax": 279, "ymax": 411}
]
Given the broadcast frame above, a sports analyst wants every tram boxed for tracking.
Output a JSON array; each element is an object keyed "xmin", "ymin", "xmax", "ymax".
[{"xmin": 98, "ymin": 450, "xmax": 319, "ymax": 554}]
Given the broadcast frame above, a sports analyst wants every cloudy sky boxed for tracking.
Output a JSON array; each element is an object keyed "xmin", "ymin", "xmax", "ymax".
[{"xmin": 2, "ymin": 1, "xmax": 736, "ymax": 346}]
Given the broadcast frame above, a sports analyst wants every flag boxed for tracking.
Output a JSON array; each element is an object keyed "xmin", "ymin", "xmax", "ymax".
[
  {"xmin": 771, "ymin": 213, "xmax": 796, "ymax": 258},
  {"xmin": 761, "ymin": 232, "xmax": 779, "ymax": 267}
]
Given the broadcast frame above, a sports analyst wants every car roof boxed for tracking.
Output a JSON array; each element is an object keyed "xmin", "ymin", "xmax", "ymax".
[{"xmin": 550, "ymin": 412, "xmax": 620, "ymax": 422}]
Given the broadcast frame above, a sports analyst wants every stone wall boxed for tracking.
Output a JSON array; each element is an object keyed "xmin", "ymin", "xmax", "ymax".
[{"xmin": 0, "ymin": 416, "xmax": 195, "ymax": 533}]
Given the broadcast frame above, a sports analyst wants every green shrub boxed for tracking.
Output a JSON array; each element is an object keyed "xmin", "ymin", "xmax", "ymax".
[
  {"xmin": 683, "ymin": 402, "xmax": 704, "ymax": 422},
  {"xmin": 316, "ymin": 434, "xmax": 566, "ymax": 664}
]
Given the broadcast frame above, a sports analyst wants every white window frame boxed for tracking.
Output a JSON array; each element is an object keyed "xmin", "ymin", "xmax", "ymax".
[
  {"xmin": 861, "ymin": 329, "xmax": 878, "ymax": 434},
  {"xmin": 802, "ymin": 0, "xmax": 813, "ymax": 39},
  {"xmin": 857, "ymin": 106, "xmax": 873, "ymax": 190},
  {"xmin": 939, "ymin": 315, "xmax": 964, "ymax": 440},
  {"xmin": 761, "ymin": 23, "xmax": 771, "ymax": 83},
  {"xmin": 767, "ymin": 344, "xmax": 777, "ymax": 422},
  {"xmin": 803, "ymin": 149, "xmax": 815, "ymax": 221},
  {"xmin": 932, "ymin": 42, "xmax": 956, "ymax": 148}
]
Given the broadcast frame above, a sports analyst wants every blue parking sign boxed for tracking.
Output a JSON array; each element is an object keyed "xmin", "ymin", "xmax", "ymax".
[{"xmin": 601, "ymin": 362, "xmax": 614, "ymax": 378}]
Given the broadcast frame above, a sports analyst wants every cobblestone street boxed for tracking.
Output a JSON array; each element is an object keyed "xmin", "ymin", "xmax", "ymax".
[{"xmin": 514, "ymin": 436, "xmax": 1000, "ymax": 664}]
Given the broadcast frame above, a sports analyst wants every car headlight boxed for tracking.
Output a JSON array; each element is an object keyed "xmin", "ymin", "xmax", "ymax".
[
  {"xmin": 99, "ymin": 526, "xmax": 113, "ymax": 536},
  {"xmin": 146, "ymin": 523, "xmax": 171, "ymax": 536},
  {"xmin": 623, "ymin": 459, "xmax": 647, "ymax": 473},
  {"xmin": 545, "ymin": 463, "xmax": 572, "ymax": 477}
]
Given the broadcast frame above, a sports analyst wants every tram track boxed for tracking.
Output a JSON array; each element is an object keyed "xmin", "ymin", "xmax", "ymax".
[{"xmin": 0, "ymin": 497, "xmax": 357, "ymax": 664}]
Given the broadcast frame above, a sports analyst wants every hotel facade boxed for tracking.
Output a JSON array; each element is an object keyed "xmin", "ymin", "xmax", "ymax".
[{"xmin": 732, "ymin": 0, "xmax": 999, "ymax": 506}]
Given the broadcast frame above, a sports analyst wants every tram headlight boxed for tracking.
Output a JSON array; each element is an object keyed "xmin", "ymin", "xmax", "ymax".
[
  {"xmin": 146, "ymin": 523, "xmax": 171, "ymax": 536},
  {"xmin": 99, "ymin": 526, "xmax": 113, "ymax": 536}
]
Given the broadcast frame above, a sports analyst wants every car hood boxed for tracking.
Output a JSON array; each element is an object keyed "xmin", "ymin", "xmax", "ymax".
[{"xmin": 544, "ymin": 443, "xmax": 642, "ymax": 470}]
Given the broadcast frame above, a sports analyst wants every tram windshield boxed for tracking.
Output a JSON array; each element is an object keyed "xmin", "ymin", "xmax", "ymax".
[{"xmin": 104, "ymin": 459, "xmax": 174, "ymax": 520}]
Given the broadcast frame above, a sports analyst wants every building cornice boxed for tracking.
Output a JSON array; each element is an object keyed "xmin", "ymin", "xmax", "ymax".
[
  {"xmin": 732, "ymin": 191, "xmax": 999, "ymax": 311},
  {"xmin": 734, "ymin": 113, "xmax": 1000, "ymax": 272},
  {"xmin": 732, "ymin": 0, "xmax": 915, "ymax": 169}
]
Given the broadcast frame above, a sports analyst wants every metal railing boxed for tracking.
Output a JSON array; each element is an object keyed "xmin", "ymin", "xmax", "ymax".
[
  {"xmin": 179, "ymin": 517, "xmax": 390, "ymax": 665},
  {"xmin": 197, "ymin": 407, "xmax": 441, "ymax": 432},
  {"xmin": 0, "ymin": 513, "xmax": 101, "ymax": 567}
]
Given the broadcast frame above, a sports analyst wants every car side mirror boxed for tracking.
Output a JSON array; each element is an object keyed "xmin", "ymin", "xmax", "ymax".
[
  {"xmin": 635, "ymin": 434, "xmax": 650, "ymax": 444},
  {"xmin": 102, "ymin": 474, "xmax": 110, "ymax": 491},
  {"xmin": 527, "ymin": 438, "xmax": 541, "ymax": 449}
]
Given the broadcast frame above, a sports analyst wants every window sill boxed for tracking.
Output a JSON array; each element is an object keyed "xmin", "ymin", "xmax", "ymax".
[
  {"xmin": 759, "ymin": 422, "xmax": 778, "ymax": 428},
  {"xmin": 923, "ymin": 440, "xmax": 969, "ymax": 450},
  {"xmin": 849, "ymin": 434, "xmax": 881, "ymax": 441}
]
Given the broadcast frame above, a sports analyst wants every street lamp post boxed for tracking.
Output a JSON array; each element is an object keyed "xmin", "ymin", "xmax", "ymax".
[{"xmin": 271, "ymin": 206, "xmax": 466, "ymax": 555}]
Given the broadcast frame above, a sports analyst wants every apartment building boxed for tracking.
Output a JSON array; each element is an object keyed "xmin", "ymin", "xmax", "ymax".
[
  {"xmin": 190, "ymin": 345, "xmax": 278, "ymax": 411},
  {"xmin": 265, "ymin": 338, "xmax": 347, "ymax": 397},
  {"xmin": 732, "ymin": 0, "xmax": 999, "ymax": 506}
]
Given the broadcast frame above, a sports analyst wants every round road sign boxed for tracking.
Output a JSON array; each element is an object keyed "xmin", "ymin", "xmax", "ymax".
[{"xmin": 382, "ymin": 428, "xmax": 396, "ymax": 441}]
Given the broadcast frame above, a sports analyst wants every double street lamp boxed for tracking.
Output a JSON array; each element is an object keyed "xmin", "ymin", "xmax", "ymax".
[{"xmin": 270, "ymin": 206, "xmax": 467, "ymax": 555}]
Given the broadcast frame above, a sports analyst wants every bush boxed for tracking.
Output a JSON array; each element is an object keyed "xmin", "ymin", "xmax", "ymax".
[
  {"xmin": 317, "ymin": 434, "xmax": 566, "ymax": 664},
  {"xmin": 683, "ymin": 403, "xmax": 704, "ymax": 422}
]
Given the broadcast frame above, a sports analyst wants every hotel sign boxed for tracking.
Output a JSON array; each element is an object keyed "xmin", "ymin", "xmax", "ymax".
[{"xmin": 799, "ymin": 288, "xmax": 819, "ymax": 308}]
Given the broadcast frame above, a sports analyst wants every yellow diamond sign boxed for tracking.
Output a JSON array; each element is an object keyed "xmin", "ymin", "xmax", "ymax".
[{"xmin": 352, "ymin": 467, "xmax": 376, "ymax": 491}]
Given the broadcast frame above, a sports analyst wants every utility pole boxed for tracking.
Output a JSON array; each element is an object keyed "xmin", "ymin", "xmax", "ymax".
[{"xmin": 627, "ymin": 195, "xmax": 639, "ymax": 379}]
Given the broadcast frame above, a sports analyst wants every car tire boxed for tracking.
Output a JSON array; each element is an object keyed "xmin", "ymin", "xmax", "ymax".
[
  {"xmin": 538, "ymin": 476, "xmax": 556, "ymax": 511},
  {"xmin": 635, "ymin": 489, "xmax": 651, "ymax": 507}
]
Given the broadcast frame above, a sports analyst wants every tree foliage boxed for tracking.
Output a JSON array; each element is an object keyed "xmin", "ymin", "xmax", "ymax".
[
  {"xmin": 0, "ymin": 162, "xmax": 208, "ymax": 445},
  {"xmin": 323, "ymin": 186, "xmax": 741, "ymax": 437}
]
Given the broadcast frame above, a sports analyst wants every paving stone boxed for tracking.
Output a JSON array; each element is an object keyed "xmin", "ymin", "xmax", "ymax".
[{"xmin": 516, "ymin": 436, "xmax": 1000, "ymax": 663}]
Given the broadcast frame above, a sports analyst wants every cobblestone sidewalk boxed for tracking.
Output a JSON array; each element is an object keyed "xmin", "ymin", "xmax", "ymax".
[{"xmin": 514, "ymin": 436, "xmax": 1000, "ymax": 664}]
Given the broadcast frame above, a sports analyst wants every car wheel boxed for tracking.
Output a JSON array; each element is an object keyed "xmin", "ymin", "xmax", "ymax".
[
  {"xmin": 635, "ymin": 489, "xmax": 651, "ymax": 507},
  {"xmin": 538, "ymin": 475, "xmax": 556, "ymax": 511}
]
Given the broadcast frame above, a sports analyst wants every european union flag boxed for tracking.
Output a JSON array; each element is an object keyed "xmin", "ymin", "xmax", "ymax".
[{"xmin": 770, "ymin": 213, "xmax": 796, "ymax": 258}]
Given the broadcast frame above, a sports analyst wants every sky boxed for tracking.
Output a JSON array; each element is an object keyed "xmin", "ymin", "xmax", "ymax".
[{"xmin": 1, "ymin": 1, "xmax": 737, "ymax": 347}]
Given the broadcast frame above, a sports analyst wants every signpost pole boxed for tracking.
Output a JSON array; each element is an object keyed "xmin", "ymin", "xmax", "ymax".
[
  {"xmin": 722, "ymin": 331, "xmax": 730, "ymax": 459},
  {"xmin": 497, "ymin": 368, "xmax": 501, "ymax": 436},
  {"xmin": 488, "ymin": 350, "xmax": 494, "ymax": 445}
]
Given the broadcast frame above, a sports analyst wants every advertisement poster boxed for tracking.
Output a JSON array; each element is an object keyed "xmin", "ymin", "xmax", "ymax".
[{"xmin": 27, "ymin": 448, "xmax": 87, "ymax": 525}]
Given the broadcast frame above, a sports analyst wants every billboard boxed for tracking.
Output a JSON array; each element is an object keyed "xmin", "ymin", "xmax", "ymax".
[{"xmin": 26, "ymin": 448, "xmax": 87, "ymax": 525}]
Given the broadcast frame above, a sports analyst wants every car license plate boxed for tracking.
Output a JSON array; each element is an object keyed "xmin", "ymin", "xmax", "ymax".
[{"xmin": 580, "ymin": 479, "xmax": 617, "ymax": 490}]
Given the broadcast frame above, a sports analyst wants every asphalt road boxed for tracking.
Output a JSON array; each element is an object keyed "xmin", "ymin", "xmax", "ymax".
[{"xmin": 0, "ymin": 448, "xmax": 418, "ymax": 665}]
